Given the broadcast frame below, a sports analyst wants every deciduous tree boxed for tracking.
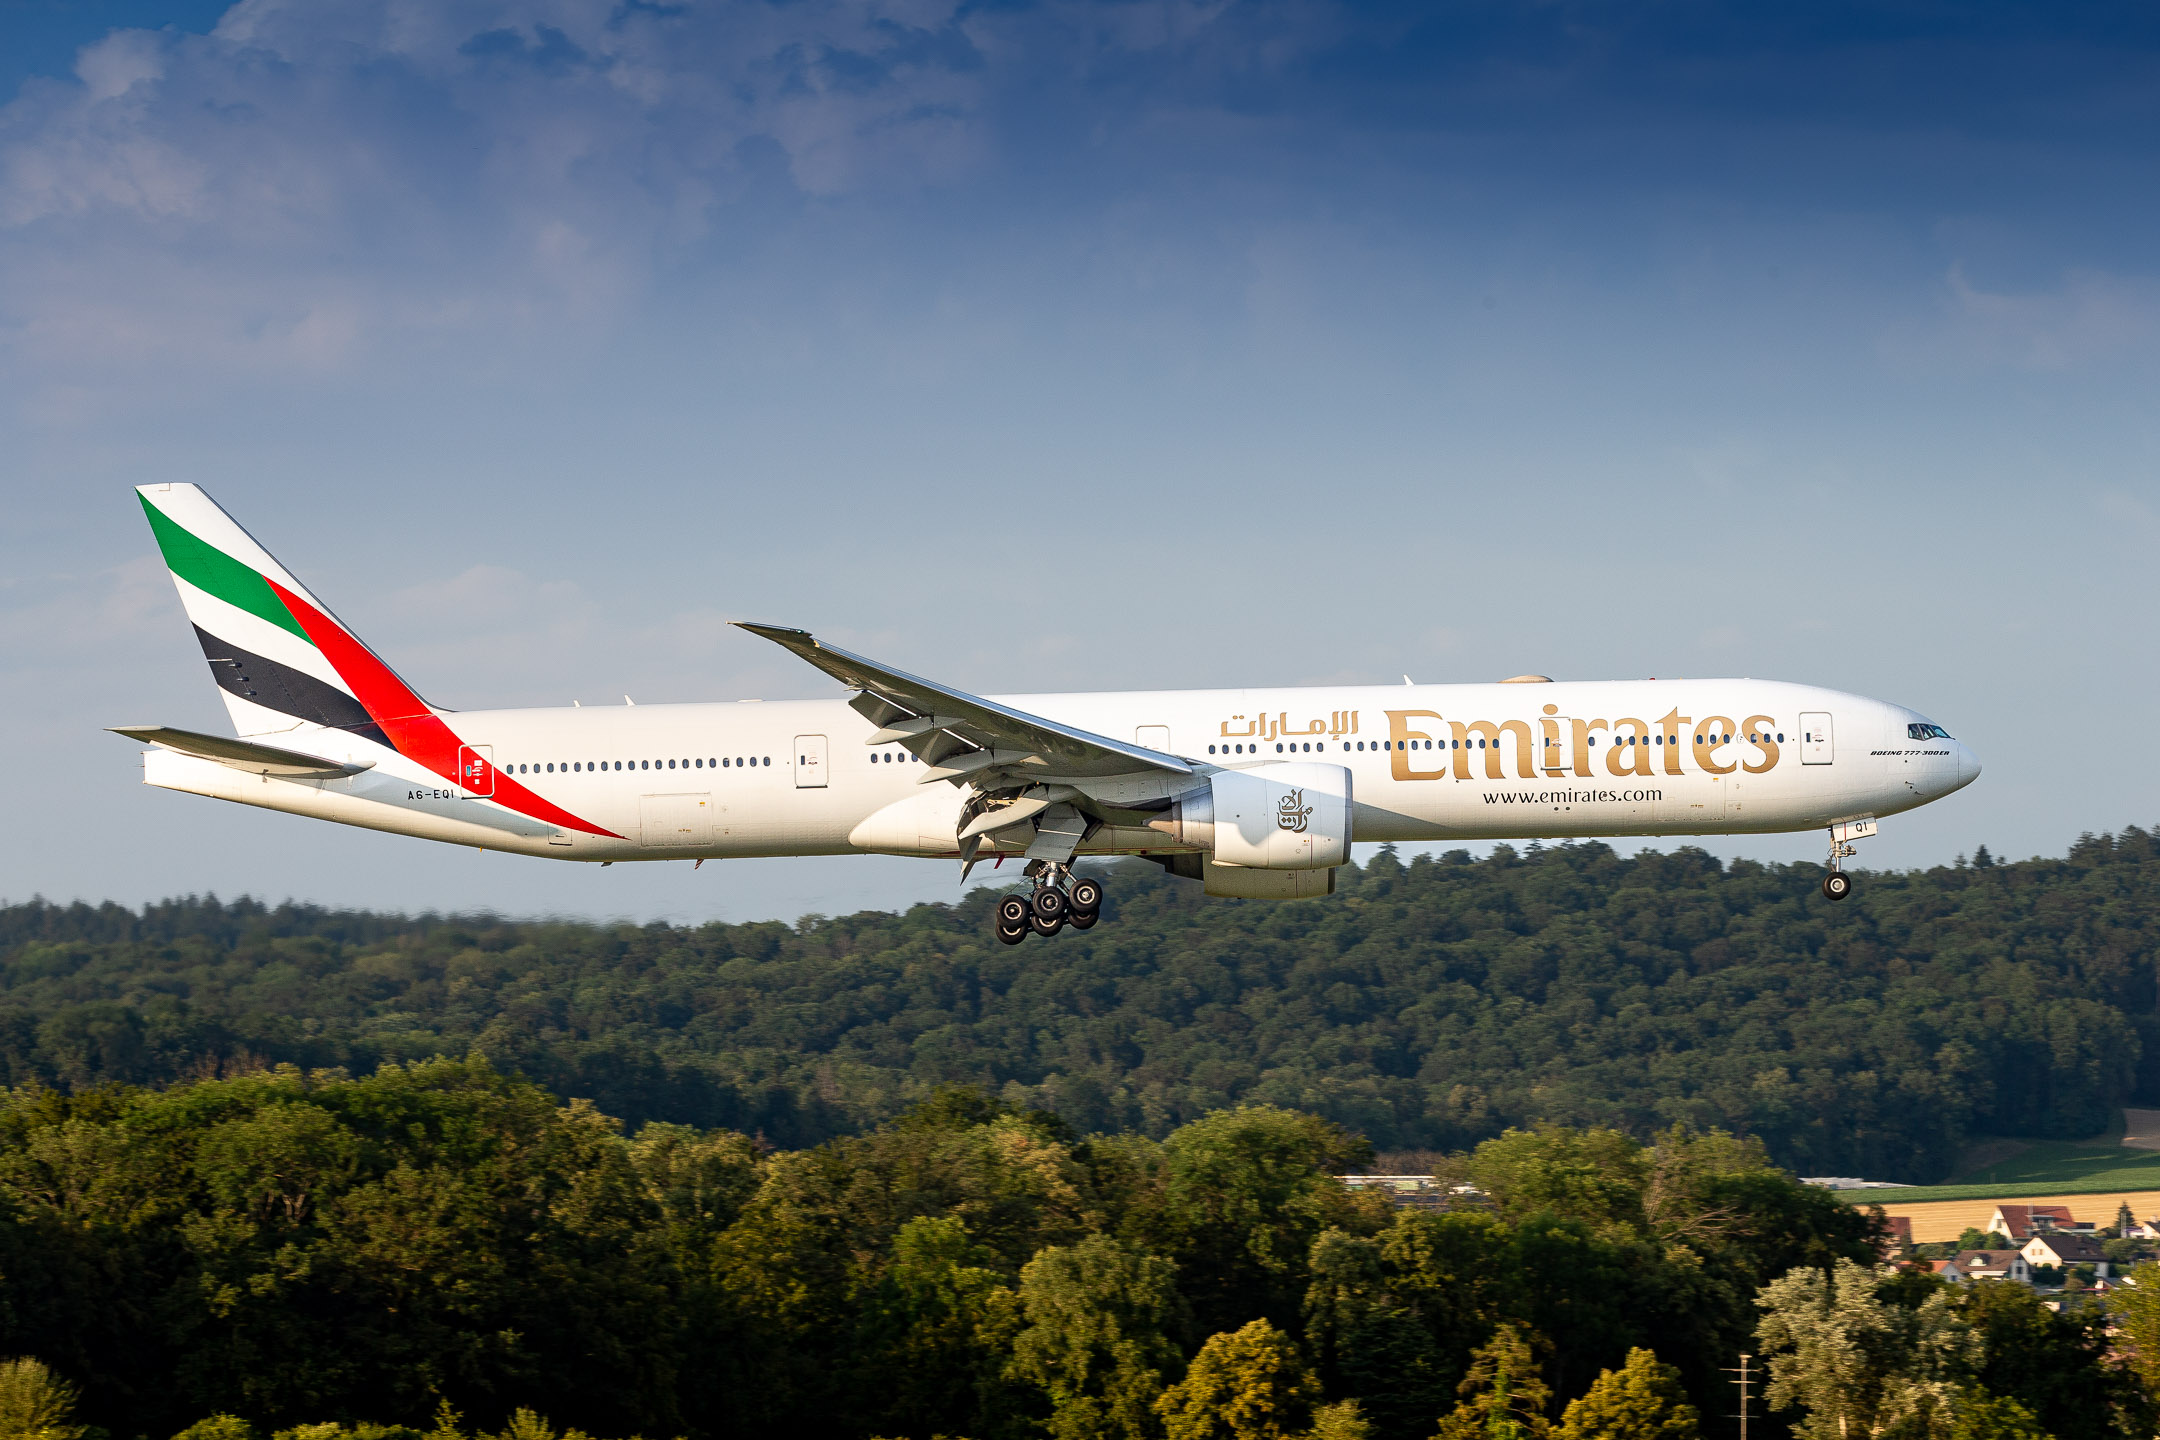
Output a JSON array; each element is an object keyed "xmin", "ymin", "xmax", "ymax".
[
  {"xmin": 1008, "ymin": 1234, "xmax": 1183, "ymax": 1440},
  {"xmin": 1556, "ymin": 1349, "xmax": 1699, "ymax": 1440},
  {"xmin": 1756, "ymin": 1260, "xmax": 1976, "ymax": 1440},
  {"xmin": 1433, "ymin": 1325, "xmax": 1552, "ymax": 1440},
  {"xmin": 1154, "ymin": 1319, "xmax": 1320, "ymax": 1440}
]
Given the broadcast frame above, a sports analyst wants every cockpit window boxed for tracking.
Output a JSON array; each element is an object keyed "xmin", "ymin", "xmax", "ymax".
[{"xmin": 1907, "ymin": 723, "xmax": 1953, "ymax": 740}]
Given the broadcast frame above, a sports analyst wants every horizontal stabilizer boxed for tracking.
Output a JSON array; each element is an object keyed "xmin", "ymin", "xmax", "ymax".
[{"xmin": 109, "ymin": 725, "xmax": 374, "ymax": 779}]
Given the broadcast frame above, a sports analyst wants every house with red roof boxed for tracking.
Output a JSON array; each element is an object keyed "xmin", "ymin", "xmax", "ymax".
[{"xmin": 1990, "ymin": 1204, "xmax": 2076, "ymax": 1241}]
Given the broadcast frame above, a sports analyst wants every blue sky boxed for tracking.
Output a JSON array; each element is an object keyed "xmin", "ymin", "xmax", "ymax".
[{"xmin": 4, "ymin": 0, "xmax": 2158, "ymax": 923}]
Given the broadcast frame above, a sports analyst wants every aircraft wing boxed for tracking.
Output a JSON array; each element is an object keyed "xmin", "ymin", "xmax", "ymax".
[
  {"xmin": 737, "ymin": 624, "xmax": 1192, "ymax": 781},
  {"xmin": 738, "ymin": 624, "xmax": 1193, "ymax": 871},
  {"xmin": 109, "ymin": 724, "xmax": 375, "ymax": 778}
]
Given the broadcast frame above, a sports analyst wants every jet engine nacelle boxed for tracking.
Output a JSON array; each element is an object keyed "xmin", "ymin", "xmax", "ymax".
[{"xmin": 1154, "ymin": 762, "xmax": 1352, "ymax": 870}]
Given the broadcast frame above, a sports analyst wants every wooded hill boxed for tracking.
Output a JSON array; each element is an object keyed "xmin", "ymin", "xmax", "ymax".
[{"xmin": 7, "ymin": 827, "xmax": 2160, "ymax": 1183}]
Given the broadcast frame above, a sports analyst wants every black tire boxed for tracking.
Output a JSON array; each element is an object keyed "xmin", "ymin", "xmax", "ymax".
[
  {"xmin": 1822, "ymin": 872, "xmax": 1853, "ymax": 902},
  {"xmin": 997, "ymin": 895, "xmax": 1031, "ymax": 929},
  {"xmin": 1069, "ymin": 910, "xmax": 1098, "ymax": 930},
  {"xmin": 1029, "ymin": 908, "xmax": 1065, "ymax": 937},
  {"xmin": 1069, "ymin": 877, "xmax": 1103, "ymax": 914},
  {"xmin": 997, "ymin": 918, "xmax": 1029, "ymax": 946},
  {"xmin": 1032, "ymin": 886, "xmax": 1068, "ymax": 921}
]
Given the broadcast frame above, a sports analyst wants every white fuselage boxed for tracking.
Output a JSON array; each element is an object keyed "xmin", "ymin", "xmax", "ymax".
[{"xmin": 141, "ymin": 678, "xmax": 1981, "ymax": 863}]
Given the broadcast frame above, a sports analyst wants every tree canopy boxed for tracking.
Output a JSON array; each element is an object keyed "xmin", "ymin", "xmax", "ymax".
[
  {"xmin": 10, "ymin": 828, "xmax": 2160, "ymax": 1179},
  {"xmin": 3, "ymin": 1064, "xmax": 2150, "ymax": 1440}
]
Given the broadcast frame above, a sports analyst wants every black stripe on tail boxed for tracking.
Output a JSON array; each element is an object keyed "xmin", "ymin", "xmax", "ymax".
[{"xmin": 192, "ymin": 625, "xmax": 395, "ymax": 750}]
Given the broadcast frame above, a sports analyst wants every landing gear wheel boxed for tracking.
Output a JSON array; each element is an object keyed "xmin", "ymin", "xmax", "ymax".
[
  {"xmin": 997, "ymin": 918, "xmax": 1029, "ymax": 945},
  {"xmin": 1032, "ymin": 886, "xmax": 1068, "ymax": 922},
  {"xmin": 997, "ymin": 895, "xmax": 1032, "ymax": 930},
  {"xmin": 1029, "ymin": 908, "xmax": 1066, "ymax": 937},
  {"xmin": 1822, "ymin": 872, "xmax": 1853, "ymax": 902},
  {"xmin": 1067, "ymin": 875, "xmax": 1102, "ymax": 930}
]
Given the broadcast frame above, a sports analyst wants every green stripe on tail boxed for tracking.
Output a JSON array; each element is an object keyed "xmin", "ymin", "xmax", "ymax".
[{"xmin": 138, "ymin": 493, "xmax": 312, "ymax": 643}]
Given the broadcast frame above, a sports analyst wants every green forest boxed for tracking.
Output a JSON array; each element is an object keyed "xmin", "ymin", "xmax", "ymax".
[
  {"xmin": 8, "ymin": 829, "xmax": 2160, "ymax": 1181},
  {"xmin": 11, "ymin": 831, "xmax": 2160, "ymax": 1440},
  {"xmin": 6, "ymin": 1065, "xmax": 2152, "ymax": 1440}
]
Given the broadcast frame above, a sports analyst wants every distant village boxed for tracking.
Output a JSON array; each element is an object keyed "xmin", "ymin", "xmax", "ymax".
[
  {"xmin": 1887, "ymin": 1202, "xmax": 2149, "ymax": 1298},
  {"xmin": 1339, "ymin": 1176, "xmax": 2154, "ymax": 1308}
]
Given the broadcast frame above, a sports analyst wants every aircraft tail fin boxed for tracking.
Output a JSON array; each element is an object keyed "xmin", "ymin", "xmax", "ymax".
[{"xmin": 134, "ymin": 484, "xmax": 420, "ymax": 748}]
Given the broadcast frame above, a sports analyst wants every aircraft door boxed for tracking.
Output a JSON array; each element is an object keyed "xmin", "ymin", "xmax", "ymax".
[
  {"xmin": 1137, "ymin": 725, "xmax": 1170, "ymax": 752},
  {"xmin": 794, "ymin": 734, "xmax": 828, "ymax": 788},
  {"xmin": 1541, "ymin": 718, "xmax": 1574, "ymax": 775},
  {"xmin": 457, "ymin": 744, "xmax": 494, "ymax": 796},
  {"xmin": 640, "ymin": 793, "xmax": 713, "ymax": 847},
  {"xmin": 1799, "ymin": 712, "xmax": 1833, "ymax": 765}
]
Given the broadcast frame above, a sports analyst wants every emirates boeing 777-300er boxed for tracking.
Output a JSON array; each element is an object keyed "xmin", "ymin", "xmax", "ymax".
[{"xmin": 117, "ymin": 484, "xmax": 1979, "ymax": 941}]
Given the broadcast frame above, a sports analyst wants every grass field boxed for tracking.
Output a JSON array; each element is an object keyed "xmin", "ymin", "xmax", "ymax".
[{"xmin": 1841, "ymin": 1138, "xmax": 2160, "ymax": 1206}]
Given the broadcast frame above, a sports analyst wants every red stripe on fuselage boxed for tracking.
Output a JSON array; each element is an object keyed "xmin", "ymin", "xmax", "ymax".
[{"xmin": 266, "ymin": 580, "xmax": 622, "ymax": 839}]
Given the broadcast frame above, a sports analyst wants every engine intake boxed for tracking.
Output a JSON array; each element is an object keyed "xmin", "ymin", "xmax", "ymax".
[{"xmin": 1153, "ymin": 762, "xmax": 1352, "ymax": 870}]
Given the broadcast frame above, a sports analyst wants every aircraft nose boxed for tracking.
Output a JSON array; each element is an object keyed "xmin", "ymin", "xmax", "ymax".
[{"xmin": 1951, "ymin": 740, "xmax": 1981, "ymax": 791}]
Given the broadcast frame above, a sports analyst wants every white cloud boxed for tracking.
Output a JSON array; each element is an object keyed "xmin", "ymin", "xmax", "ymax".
[
  {"xmin": 0, "ymin": 1, "xmax": 994, "ymax": 396},
  {"xmin": 0, "ymin": 553, "xmax": 175, "ymax": 661},
  {"xmin": 1881, "ymin": 263, "xmax": 2160, "ymax": 373},
  {"xmin": 0, "ymin": 0, "xmax": 1308, "ymax": 414}
]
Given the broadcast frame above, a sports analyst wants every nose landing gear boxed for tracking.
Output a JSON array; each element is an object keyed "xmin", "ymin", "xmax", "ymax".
[
  {"xmin": 995, "ymin": 863, "xmax": 1103, "ymax": 944},
  {"xmin": 1821, "ymin": 818, "xmax": 1877, "ymax": 902}
]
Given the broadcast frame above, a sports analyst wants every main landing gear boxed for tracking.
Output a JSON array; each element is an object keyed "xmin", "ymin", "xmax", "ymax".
[{"xmin": 996, "ymin": 863, "xmax": 1103, "ymax": 944}]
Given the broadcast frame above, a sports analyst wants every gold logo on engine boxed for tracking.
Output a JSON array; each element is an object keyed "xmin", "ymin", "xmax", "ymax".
[{"xmin": 1277, "ymin": 788, "xmax": 1312, "ymax": 833}]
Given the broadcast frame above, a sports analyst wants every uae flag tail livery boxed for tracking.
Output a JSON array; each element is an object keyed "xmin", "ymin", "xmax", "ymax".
[
  {"xmin": 138, "ymin": 483, "xmax": 407, "ymax": 747},
  {"xmin": 125, "ymin": 483, "xmax": 615, "ymax": 840}
]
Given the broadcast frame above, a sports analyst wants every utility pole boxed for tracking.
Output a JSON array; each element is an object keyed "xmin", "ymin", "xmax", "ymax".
[{"xmin": 1724, "ymin": 1353, "xmax": 1755, "ymax": 1440}]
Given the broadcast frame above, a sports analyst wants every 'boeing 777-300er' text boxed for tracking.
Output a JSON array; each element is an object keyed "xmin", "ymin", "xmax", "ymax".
[{"xmin": 117, "ymin": 485, "xmax": 1980, "ymax": 942}]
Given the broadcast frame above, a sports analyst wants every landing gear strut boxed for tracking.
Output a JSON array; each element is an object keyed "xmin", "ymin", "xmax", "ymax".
[
  {"xmin": 996, "ymin": 863, "xmax": 1103, "ymax": 944},
  {"xmin": 1821, "ymin": 820, "xmax": 1874, "ymax": 902}
]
